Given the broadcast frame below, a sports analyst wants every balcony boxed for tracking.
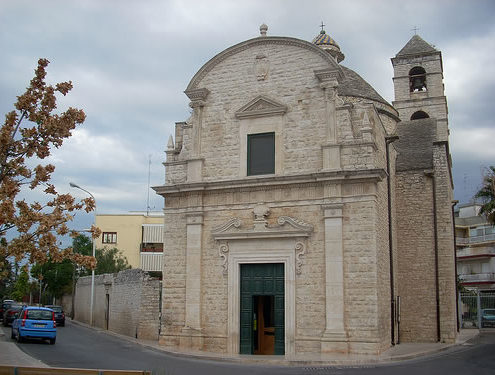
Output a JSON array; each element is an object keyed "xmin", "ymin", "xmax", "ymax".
[
  {"xmin": 457, "ymin": 233, "xmax": 495, "ymax": 246},
  {"xmin": 459, "ymin": 273, "xmax": 495, "ymax": 284},
  {"xmin": 140, "ymin": 252, "xmax": 163, "ymax": 272}
]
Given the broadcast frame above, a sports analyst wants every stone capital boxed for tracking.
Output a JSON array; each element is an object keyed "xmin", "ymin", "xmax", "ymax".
[
  {"xmin": 186, "ymin": 212, "xmax": 204, "ymax": 225},
  {"xmin": 321, "ymin": 203, "xmax": 344, "ymax": 218},
  {"xmin": 184, "ymin": 87, "xmax": 210, "ymax": 102},
  {"xmin": 314, "ymin": 68, "xmax": 344, "ymax": 86}
]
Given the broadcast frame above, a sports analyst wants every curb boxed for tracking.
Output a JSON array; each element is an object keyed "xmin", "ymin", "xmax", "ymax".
[{"xmin": 69, "ymin": 319, "xmax": 480, "ymax": 367}]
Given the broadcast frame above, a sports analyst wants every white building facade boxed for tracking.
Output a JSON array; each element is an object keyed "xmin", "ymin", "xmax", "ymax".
[{"xmin": 154, "ymin": 26, "xmax": 457, "ymax": 356}]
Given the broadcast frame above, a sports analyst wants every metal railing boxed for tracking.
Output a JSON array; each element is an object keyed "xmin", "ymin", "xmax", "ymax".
[
  {"xmin": 457, "ymin": 233, "xmax": 495, "ymax": 245},
  {"xmin": 459, "ymin": 292, "xmax": 495, "ymax": 329},
  {"xmin": 459, "ymin": 273, "xmax": 495, "ymax": 283}
]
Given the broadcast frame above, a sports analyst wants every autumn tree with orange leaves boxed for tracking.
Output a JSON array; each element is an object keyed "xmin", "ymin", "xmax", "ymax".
[{"xmin": 0, "ymin": 58, "xmax": 99, "ymax": 273}]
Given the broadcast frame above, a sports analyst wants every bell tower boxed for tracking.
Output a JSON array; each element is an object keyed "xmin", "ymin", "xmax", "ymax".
[{"xmin": 391, "ymin": 34, "xmax": 449, "ymax": 141}]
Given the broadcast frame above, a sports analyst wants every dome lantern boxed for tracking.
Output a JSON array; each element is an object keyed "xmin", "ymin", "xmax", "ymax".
[{"xmin": 312, "ymin": 28, "xmax": 344, "ymax": 63}]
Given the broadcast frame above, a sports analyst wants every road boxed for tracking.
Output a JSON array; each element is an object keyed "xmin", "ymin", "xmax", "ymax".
[{"xmin": 2, "ymin": 322, "xmax": 495, "ymax": 375}]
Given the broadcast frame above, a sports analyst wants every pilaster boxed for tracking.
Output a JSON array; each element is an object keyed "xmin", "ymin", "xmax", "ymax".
[
  {"xmin": 183, "ymin": 211, "xmax": 204, "ymax": 346},
  {"xmin": 315, "ymin": 69, "xmax": 342, "ymax": 172},
  {"xmin": 184, "ymin": 88, "xmax": 209, "ymax": 182},
  {"xmin": 321, "ymin": 203, "xmax": 348, "ymax": 353}
]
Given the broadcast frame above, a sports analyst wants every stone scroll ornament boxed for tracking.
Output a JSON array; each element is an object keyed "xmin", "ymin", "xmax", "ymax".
[
  {"xmin": 219, "ymin": 243, "xmax": 229, "ymax": 275},
  {"xmin": 295, "ymin": 242, "xmax": 306, "ymax": 275}
]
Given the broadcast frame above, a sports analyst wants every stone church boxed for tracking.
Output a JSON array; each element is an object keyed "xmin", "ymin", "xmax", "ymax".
[{"xmin": 153, "ymin": 25, "xmax": 457, "ymax": 356}]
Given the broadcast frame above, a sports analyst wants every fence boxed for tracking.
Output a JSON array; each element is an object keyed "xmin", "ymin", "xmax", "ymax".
[{"xmin": 459, "ymin": 292, "xmax": 495, "ymax": 329}]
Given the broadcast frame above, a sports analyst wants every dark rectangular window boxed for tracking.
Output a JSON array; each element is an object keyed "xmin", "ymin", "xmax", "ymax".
[
  {"xmin": 102, "ymin": 232, "xmax": 117, "ymax": 244},
  {"xmin": 247, "ymin": 132, "xmax": 275, "ymax": 176}
]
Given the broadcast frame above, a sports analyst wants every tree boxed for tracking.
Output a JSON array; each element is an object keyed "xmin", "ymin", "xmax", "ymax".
[
  {"xmin": 475, "ymin": 166, "xmax": 495, "ymax": 225},
  {"xmin": 11, "ymin": 267, "xmax": 30, "ymax": 301},
  {"xmin": 31, "ymin": 258, "xmax": 74, "ymax": 300},
  {"xmin": 0, "ymin": 249, "xmax": 15, "ymax": 300},
  {"xmin": 0, "ymin": 58, "xmax": 98, "ymax": 269},
  {"xmin": 94, "ymin": 247, "xmax": 131, "ymax": 275}
]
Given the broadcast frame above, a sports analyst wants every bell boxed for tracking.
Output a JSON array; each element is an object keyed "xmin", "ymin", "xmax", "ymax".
[{"xmin": 411, "ymin": 77, "xmax": 425, "ymax": 91}]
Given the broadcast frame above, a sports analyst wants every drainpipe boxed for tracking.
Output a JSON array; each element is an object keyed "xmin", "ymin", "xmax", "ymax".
[
  {"xmin": 386, "ymin": 135, "xmax": 399, "ymax": 345},
  {"xmin": 452, "ymin": 200, "xmax": 459, "ymax": 332},
  {"xmin": 425, "ymin": 170, "xmax": 441, "ymax": 342}
]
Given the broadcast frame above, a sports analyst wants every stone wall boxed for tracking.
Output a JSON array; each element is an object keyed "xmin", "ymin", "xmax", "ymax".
[
  {"xmin": 74, "ymin": 269, "xmax": 160, "ymax": 340},
  {"xmin": 395, "ymin": 170, "xmax": 438, "ymax": 342}
]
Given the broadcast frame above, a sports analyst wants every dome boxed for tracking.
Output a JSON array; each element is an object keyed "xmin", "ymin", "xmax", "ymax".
[{"xmin": 312, "ymin": 29, "xmax": 344, "ymax": 63}]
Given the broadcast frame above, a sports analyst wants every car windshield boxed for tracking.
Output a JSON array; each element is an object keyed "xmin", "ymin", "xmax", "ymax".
[
  {"xmin": 49, "ymin": 306, "xmax": 62, "ymax": 313},
  {"xmin": 484, "ymin": 309, "xmax": 495, "ymax": 316},
  {"xmin": 26, "ymin": 310, "xmax": 53, "ymax": 320}
]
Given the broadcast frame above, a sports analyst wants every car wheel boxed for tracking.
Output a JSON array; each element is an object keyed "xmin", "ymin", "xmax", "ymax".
[
  {"xmin": 49, "ymin": 338, "xmax": 56, "ymax": 345},
  {"xmin": 16, "ymin": 332, "xmax": 23, "ymax": 343}
]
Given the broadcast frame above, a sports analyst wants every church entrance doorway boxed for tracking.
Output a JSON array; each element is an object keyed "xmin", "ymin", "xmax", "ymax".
[{"xmin": 239, "ymin": 263, "xmax": 285, "ymax": 355}]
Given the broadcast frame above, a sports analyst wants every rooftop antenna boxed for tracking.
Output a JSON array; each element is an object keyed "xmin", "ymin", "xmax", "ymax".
[
  {"xmin": 411, "ymin": 26, "xmax": 419, "ymax": 35},
  {"xmin": 146, "ymin": 154, "xmax": 152, "ymax": 215}
]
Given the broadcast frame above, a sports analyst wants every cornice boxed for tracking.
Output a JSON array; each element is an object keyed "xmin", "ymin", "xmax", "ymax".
[
  {"xmin": 185, "ymin": 36, "xmax": 343, "ymax": 91},
  {"xmin": 153, "ymin": 169, "xmax": 387, "ymax": 195}
]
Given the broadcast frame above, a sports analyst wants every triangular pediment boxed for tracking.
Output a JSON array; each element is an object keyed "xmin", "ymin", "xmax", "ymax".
[{"xmin": 235, "ymin": 95, "xmax": 287, "ymax": 119}]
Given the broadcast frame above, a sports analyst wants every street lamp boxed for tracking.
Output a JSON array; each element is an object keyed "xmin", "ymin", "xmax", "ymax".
[{"xmin": 70, "ymin": 182, "xmax": 97, "ymax": 327}]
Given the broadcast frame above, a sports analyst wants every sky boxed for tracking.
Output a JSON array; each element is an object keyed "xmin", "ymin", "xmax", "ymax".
[{"xmin": 1, "ymin": 0, "xmax": 494, "ymax": 234}]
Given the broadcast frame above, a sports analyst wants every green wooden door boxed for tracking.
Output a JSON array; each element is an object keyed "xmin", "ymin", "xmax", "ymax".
[{"xmin": 240, "ymin": 263, "xmax": 285, "ymax": 355}]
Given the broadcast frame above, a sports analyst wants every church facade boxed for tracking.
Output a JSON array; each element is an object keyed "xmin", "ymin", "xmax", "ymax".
[{"xmin": 153, "ymin": 25, "xmax": 457, "ymax": 356}]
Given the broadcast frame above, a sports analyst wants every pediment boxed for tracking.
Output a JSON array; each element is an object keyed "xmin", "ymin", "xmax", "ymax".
[{"xmin": 235, "ymin": 95, "xmax": 287, "ymax": 119}]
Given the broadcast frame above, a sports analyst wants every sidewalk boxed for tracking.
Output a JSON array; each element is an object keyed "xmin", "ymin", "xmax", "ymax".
[
  {"xmin": 0, "ymin": 321, "xmax": 480, "ymax": 368},
  {"xmin": 0, "ymin": 327, "xmax": 48, "ymax": 368},
  {"xmin": 72, "ymin": 320, "xmax": 480, "ymax": 366}
]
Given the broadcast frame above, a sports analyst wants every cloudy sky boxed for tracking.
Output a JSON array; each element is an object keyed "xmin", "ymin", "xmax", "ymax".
[{"xmin": 1, "ymin": 0, "xmax": 494, "ymax": 233}]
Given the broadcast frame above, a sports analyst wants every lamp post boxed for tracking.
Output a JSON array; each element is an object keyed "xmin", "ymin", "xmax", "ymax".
[{"xmin": 70, "ymin": 182, "xmax": 96, "ymax": 327}]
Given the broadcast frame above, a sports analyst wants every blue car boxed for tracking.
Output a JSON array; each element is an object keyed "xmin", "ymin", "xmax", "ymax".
[
  {"xmin": 482, "ymin": 308, "xmax": 495, "ymax": 328},
  {"xmin": 11, "ymin": 306, "xmax": 56, "ymax": 344}
]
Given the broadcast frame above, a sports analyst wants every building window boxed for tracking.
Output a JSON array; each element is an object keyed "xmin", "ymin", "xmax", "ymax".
[
  {"xmin": 247, "ymin": 132, "xmax": 275, "ymax": 176},
  {"xmin": 102, "ymin": 232, "xmax": 117, "ymax": 244},
  {"xmin": 409, "ymin": 66, "xmax": 427, "ymax": 92},
  {"xmin": 411, "ymin": 111, "xmax": 429, "ymax": 120}
]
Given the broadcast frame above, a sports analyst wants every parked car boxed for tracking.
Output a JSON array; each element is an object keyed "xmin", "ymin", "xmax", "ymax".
[
  {"xmin": 2, "ymin": 304, "xmax": 23, "ymax": 326},
  {"xmin": 481, "ymin": 308, "xmax": 495, "ymax": 328},
  {"xmin": 11, "ymin": 306, "xmax": 57, "ymax": 344},
  {"xmin": 0, "ymin": 300, "xmax": 14, "ymax": 320},
  {"xmin": 44, "ymin": 305, "xmax": 65, "ymax": 326}
]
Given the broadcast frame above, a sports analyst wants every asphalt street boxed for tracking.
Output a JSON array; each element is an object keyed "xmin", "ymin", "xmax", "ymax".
[{"xmin": 2, "ymin": 321, "xmax": 495, "ymax": 375}]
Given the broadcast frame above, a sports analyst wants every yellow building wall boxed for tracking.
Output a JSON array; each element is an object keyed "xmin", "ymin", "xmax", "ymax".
[{"xmin": 95, "ymin": 213, "xmax": 164, "ymax": 268}]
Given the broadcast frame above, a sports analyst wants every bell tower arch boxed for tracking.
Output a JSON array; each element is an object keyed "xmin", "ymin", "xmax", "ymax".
[{"xmin": 391, "ymin": 34, "xmax": 449, "ymax": 142}]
